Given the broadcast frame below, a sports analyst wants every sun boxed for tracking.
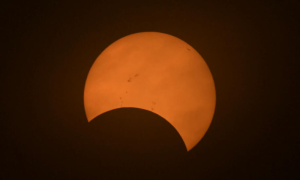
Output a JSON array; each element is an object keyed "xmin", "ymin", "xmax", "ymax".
[{"xmin": 84, "ymin": 32, "xmax": 216, "ymax": 151}]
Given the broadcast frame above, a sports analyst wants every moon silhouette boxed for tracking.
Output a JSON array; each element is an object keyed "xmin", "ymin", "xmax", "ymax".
[{"xmin": 84, "ymin": 32, "xmax": 216, "ymax": 151}]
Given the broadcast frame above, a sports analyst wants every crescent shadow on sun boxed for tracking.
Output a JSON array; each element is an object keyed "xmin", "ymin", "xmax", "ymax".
[{"xmin": 87, "ymin": 107, "xmax": 188, "ymax": 153}]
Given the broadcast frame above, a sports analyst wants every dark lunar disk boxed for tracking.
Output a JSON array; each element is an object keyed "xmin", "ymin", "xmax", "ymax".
[{"xmin": 85, "ymin": 107, "xmax": 187, "ymax": 176}]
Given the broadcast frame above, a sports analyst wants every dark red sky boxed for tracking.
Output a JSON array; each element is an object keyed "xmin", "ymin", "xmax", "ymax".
[{"xmin": 1, "ymin": 0, "xmax": 299, "ymax": 179}]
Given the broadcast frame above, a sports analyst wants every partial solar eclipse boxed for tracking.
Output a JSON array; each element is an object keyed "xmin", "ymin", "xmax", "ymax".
[{"xmin": 84, "ymin": 32, "xmax": 216, "ymax": 151}]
